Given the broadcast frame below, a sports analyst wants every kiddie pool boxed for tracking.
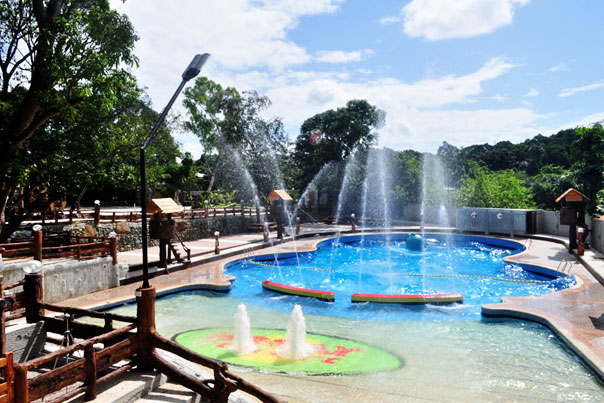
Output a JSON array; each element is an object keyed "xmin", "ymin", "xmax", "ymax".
[{"xmin": 106, "ymin": 233, "xmax": 604, "ymax": 401}]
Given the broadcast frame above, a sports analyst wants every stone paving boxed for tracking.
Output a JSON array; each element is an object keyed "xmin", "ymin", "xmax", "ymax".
[{"xmin": 55, "ymin": 225, "xmax": 604, "ymax": 400}]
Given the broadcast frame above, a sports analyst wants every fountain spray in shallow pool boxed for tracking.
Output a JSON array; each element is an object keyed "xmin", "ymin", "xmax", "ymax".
[
  {"xmin": 233, "ymin": 304, "xmax": 257, "ymax": 354},
  {"xmin": 278, "ymin": 304, "xmax": 313, "ymax": 360}
]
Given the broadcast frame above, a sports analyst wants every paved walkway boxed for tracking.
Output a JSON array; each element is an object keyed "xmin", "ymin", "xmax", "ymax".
[{"xmin": 55, "ymin": 226, "xmax": 604, "ymax": 400}]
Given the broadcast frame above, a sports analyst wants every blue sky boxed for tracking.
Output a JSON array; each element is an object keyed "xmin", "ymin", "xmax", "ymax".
[{"xmin": 110, "ymin": 0, "xmax": 604, "ymax": 158}]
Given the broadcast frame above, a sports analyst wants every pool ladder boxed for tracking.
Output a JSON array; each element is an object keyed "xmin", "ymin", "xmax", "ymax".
[{"xmin": 557, "ymin": 260, "xmax": 573, "ymax": 274}]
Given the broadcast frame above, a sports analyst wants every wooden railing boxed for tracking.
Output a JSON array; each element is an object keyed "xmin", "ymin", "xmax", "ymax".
[
  {"xmin": 0, "ymin": 234, "xmax": 116, "ymax": 263},
  {"xmin": 28, "ymin": 204, "xmax": 266, "ymax": 225},
  {"xmin": 0, "ymin": 275, "xmax": 280, "ymax": 403},
  {"xmin": 14, "ymin": 325, "xmax": 137, "ymax": 402}
]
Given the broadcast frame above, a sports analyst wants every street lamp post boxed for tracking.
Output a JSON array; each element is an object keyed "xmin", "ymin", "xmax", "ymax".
[{"xmin": 140, "ymin": 53, "xmax": 210, "ymax": 289}]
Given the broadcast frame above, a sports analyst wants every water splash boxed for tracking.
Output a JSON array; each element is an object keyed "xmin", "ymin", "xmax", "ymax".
[
  {"xmin": 278, "ymin": 304, "xmax": 313, "ymax": 360},
  {"xmin": 232, "ymin": 303, "xmax": 257, "ymax": 354}
]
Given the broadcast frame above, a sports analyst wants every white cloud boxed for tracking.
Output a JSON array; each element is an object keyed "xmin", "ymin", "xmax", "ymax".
[
  {"xmin": 549, "ymin": 63, "xmax": 568, "ymax": 72},
  {"xmin": 559, "ymin": 112, "xmax": 604, "ymax": 129},
  {"xmin": 525, "ymin": 87, "xmax": 539, "ymax": 97},
  {"xmin": 225, "ymin": 58, "xmax": 522, "ymax": 152},
  {"xmin": 181, "ymin": 142, "xmax": 204, "ymax": 158},
  {"xmin": 559, "ymin": 82, "xmax": 604, "ymax": 98},
  {"xmin": 492, "ymin": 94, "xmax": 506, "ymax": 102},
  {"xmin": 315, "ymin": 49, "xmax": 374, "ymax": 63},
  {"xmin": 402, "ymin": 0, "xmax": 530, "ymax": 40},
  {"xmin": 519, "ymin": 99, "xmax": 532, "ymax": 106},
  {"xmin": 380, "ymin": 16, "xmax": 401, "ymax": 25},
  {"xmin": 108, "ymin": 0, "xmax": 344, "ymax": 110}
]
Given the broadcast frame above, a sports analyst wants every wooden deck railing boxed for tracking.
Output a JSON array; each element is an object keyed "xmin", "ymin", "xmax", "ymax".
[
  {"xmin": 0, "ymin": 235, "xmax": 116, "ymax": 263},
  {"xmin": 28, "ymin": 204, "xmax": 265, "ymax": 225},
  {"xmin": 0, "ymin": 275, "xmax": 280, "ymax": 403}
]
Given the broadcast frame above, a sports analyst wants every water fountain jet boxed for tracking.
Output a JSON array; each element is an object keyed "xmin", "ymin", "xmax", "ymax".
[
  {"xmin": 232, "ymin": 303, "xmax": 257, "ymax": 355},
  {"xmin": 278, "ymin": 304, "xmax": 313, "ymax": 360}
]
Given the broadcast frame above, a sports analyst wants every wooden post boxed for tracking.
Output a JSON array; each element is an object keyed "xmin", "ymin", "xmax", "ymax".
[
  {"xmin": 94, "ymin": 202, "xmax": 101, "ymax": 226},
  {"xmin": 213, "ymin": 208, "xmax": 217, "ymax": 217},
  {"xmin": 578, "ymin": 228, "xmax": 585, "ymax": 256},
  {"xmin": 296, "ymin": 217, "xmax": 300, "ymax": 235},
  {"xmin": 69, "ymin": 209, "xmax": 74, "ymax": 224},
  {"xmin": 224, "ymin": 207, "xmax": 227, "ymax": 217},
  {"xmin": 263, "ymin": 224, "xmax": 269, "ymax": 243},
  {"xmin": 84, "ymin": 343, "xmax": 97, "ymax": 400},
  {"xmin": 255, "ymin": 205, "xmax": 260, "ymax": 223},
  {"xmin": 112, "ymin": 212, "xmax": 116, "ymax": 222},
  {"xmin": 53, "ymin": 210, "xmax": 58, "ymax": 223},
  {"xmin": 204, "ymin": 201, "xmax": 209, "ymax": 217},
  {"xmin": 240, "ymin": 200, "xmax": 245, "ymax": 216},
  {"xmin": 24, "ymin": 273, "xmax": 44, "ymax": 323},
  {"xmin": 351, "ymin": 214, "xmax": 356, "ymax": 232},
  {"xmin": 14, "ymin": 365, "xmax": 28, "ymax": 403},
  {"xmin": 5, "ymin": 352, "xmax": 13, "ymax": 403},
  {"xmin": 0, "ymin": 276, "xmax": 5, "ymax": 356},
  {"xmin": 214, "ymin": 232, "xmax": 220, "ymax": 254},
  {"xmin": 232, "ymin": 205, "xmax": 236, "ymax": 216},
  {"xmin": 136, "ymin": 287, "xmax": 156, "ymax": 372},
  {"xmin": 32, "ymin": 230, "xmax": 43, "ymax": 262},
  {"xmin": 110, "ymin": 237, "xmax": 118, "ymax": 265}
]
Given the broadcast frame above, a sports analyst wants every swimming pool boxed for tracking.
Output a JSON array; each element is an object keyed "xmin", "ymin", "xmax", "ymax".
[
  {"xmin": 104, "ymin": 234, "xmax": 603, "ymax": 400},
  {"xmin": 223, "ymin": 233, "xmax": 575, "ymax": 320}
]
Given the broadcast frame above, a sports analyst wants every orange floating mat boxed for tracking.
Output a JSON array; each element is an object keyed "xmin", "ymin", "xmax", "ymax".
[
  {"xmin": 262, "ymin": 280, "xmax": 335, "ymax": 301},
  {"xmin": 351, "ymin": 292, "xmax": 463, "ymax": 304}
]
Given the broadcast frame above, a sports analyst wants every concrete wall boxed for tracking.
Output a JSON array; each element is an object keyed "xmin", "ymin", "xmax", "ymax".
[
  {"xmin": 1, "ymin": 257, "xmax": 128, "ymax": 303},
  {"xmin": 456, "ymin": 208, "xmax": 539, "ymax": 236},
  {"xmin": 590, "ymin": 218, "xmax": 604, "ymax": 253}
]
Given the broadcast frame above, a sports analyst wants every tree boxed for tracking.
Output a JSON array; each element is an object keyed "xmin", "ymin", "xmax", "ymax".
[
  {"xmin": 570, "ymin": 123, "xmax": 604, "ymax": 210},
  {"xmin": 292, "ymin": 100, "xmax": 385, "ymax": 197},
  {"xmin": 0, "ymin": 76, "xmax": 181, "ymax": 239},
  {"xmin": 0, "ymin": 0, "xmax": 138, "ymax": 236},
  {"xmin": 457, "ymin": 163, "xmax": 536, "ymax": 209},
  {"xmin": 183, "ymin": 77, "xmax": 288, "ymax": 200},
  {"xmin": 528, "ymin": 165, "xmax": 575, "ymax": 210}
]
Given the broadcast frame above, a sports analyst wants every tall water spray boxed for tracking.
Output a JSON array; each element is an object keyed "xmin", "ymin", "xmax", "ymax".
[
  {"xmin": 359, "ymin": 148, "xmax": 394, "ymax": 291},
  {"xmin": 278, "ymin": 304, "xmax": 313, "ymax": 360},
  {"xmin": 233, "ymin": 304, "xmax": 257, "ymax": 354},
  {"xmin": 290, "ymin": 162, "xmax": 335, "ymax": 226}
]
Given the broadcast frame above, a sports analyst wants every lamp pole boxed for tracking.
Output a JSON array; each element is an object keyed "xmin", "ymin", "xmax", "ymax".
[{"xmin": 140, "ymin": 53, "xmax": 210, "ymax": 289}]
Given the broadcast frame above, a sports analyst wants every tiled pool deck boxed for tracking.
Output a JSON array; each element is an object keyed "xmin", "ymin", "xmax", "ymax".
[{"xmin": 56, "ymin": 225, "xmax": 604, "ymax": 395}]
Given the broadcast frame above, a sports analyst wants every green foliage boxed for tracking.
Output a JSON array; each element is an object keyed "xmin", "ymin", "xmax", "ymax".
[
  {"xmin": 527, "ymin": 165, "xmax": 576, "ymax": 209},
  {"xmin": 183, "ymin": 77, "xmax": 288, "ymax": 202},
  {"xmin": 292, "ymin": 100, "xmax": 385, "ymax": 202},
  {"xmin": 570, "ymin": 123, "xmax": 604, "ymax": 211},
  {"xmin": 595, "ymin": 189, "xmax": 604, "ymax": 217},
  {"xmin": 457, "ymin": 163, "xmax": 536, "ymax": 209},
  {"xmin": 0, "ymin": 0, "xmax": 139, "ymax": 238}
]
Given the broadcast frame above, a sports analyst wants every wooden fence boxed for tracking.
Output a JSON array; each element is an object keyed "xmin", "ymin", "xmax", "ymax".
[
  {"xmin": 0, "ymin": 234, "xmax": 116, "ymax": 264},
  {"xmin": 29, "ymin": 204, "xmax": 265, "ymax": 225},
  {"xmin": 0, "ymin": 275, "xmax": 280, "ymax": 403}
]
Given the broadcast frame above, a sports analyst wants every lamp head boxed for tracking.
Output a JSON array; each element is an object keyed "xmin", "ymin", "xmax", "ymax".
[
  {"xmin": 182, "ymin": 53, "xmax": 210, "ymax": 81},
  {"xmin": 23, "ymin": 260, "xmax": 42, "ymax": 275}
]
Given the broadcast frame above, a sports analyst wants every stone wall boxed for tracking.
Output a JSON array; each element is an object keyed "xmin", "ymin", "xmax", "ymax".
[
  {"xmin": 1, "ymin": 257, "xmax": 128, "ymax": 303},
  {"xmin": 41, "ymin": 214, "xmax": 265, "ymax": 252}
]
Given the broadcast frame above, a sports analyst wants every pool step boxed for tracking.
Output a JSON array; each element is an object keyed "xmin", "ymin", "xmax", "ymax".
[
  {"xmin": 134, "ymin": 381, "xmax": 199, "ymax": 403},
  {"xmin": 67, "ymin": 370, "xmax": 165, "ymax": 403}
]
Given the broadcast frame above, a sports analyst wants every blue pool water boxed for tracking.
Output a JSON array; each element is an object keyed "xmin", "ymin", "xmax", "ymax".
[{"xmin": 224, "ymin": 233, "xmax": 575, "ymax": 321}]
